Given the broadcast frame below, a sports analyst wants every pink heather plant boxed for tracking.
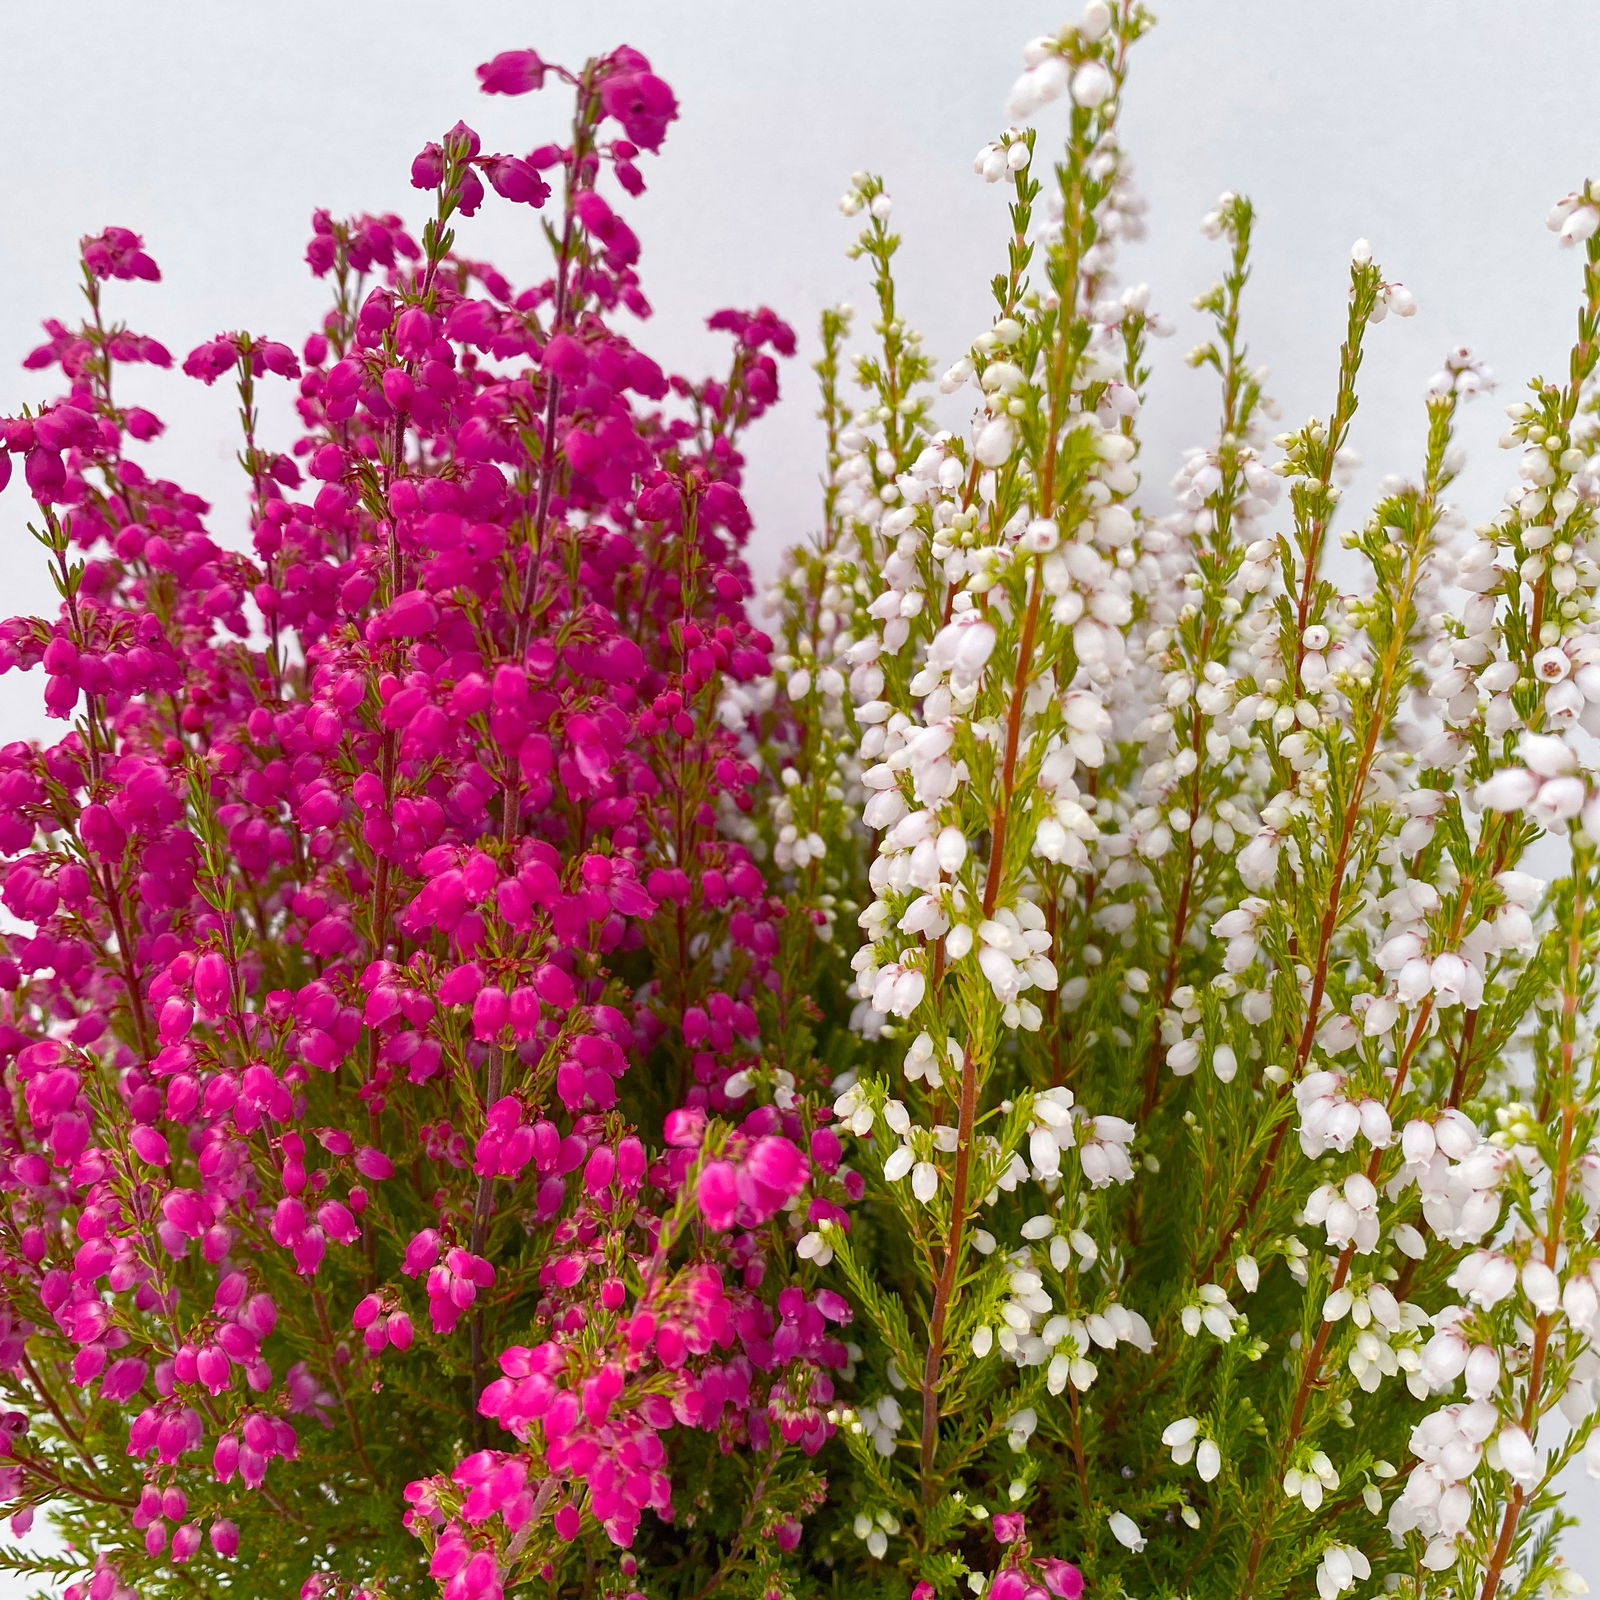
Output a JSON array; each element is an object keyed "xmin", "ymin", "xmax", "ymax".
[{"xmin": 0, "ymin": 45, "xmax": 849, "ymax": 1600}]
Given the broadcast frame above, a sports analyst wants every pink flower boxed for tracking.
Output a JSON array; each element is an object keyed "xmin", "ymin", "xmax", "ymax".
[
  {"xmin": 599, "ymin": 64, "xmax": 678, "ymax": 151},
  {"xmin": 0, "ymin": 33, "xmax": 816, "ymax": 1594},
  {"xmin": 477, "ymin": 49, "xmax": 549, "ymax": 95},
  {"xmin": 697, "ymin": 1161, "xmax": 740, "ymax": 1230},
  {"xmin": 81, "ymin": 226, "xmax": 160, "ymax": 282},
  {"xmin": 1041, "ymin": 1560, "xmax": 1085, "ymax": 1600},
  {"xmin": 482, "ymin": 155, "xmax": 551, "ymax": 208}
]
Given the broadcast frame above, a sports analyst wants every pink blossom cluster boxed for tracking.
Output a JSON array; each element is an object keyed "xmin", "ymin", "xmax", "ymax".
[{"xmin": 0, "ymin": 43, "xmax": 853, "ymax": 1600}]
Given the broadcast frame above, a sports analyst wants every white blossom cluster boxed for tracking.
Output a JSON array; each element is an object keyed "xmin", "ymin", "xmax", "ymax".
[{"xmin": 753, "ymin": 5, "xmax": 1600, "ymax": 1597}]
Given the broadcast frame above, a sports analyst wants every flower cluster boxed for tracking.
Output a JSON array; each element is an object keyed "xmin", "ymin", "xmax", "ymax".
[
  {"xmin": 749, "ymin": 3, "xmax": 1600, "ymax": 1599},
  {"xmin": 6, "ymin": 6, "xmax": 1600, "ymax": 1600},
  {"xmin": 0, "ymin": 42, "xmax": 844, "ymax": 1600}
]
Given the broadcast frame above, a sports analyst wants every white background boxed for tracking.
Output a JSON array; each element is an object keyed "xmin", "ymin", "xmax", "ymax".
[{"xmin": 0, "ymin": 0, "xmax": 1594, "ymax": 1588}]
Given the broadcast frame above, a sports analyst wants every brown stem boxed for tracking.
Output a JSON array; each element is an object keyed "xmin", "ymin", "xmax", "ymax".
[
  {"xmin": 19, "ymin": 1354, "xmax": 99, "ymax": 1478},
  {"xmin": 311, "ymin": 1289, "xmax": 381, "ymax": 1488},
  {"xmin": 514, "ymin": 74, "xmax": 596, "ymax": 657},
  {"xmin": 1238, "ymin": 982, "xmax": 1442, "ymax": 1597},
  {"xmin": 1238, "ymin": 1242, "xmax": 1353, "ymax": 1596},
  {"xmin": 980, "ymin": 568, "xmax": 1045, "ymax": 920},
  {"xmin": 1198, "ymin": 537, "xmax": 1435, "ymax": 1281},
  {"xmin": 920, "ymin": 546, "xmax": 1048, "ymax": 1493},
  {"xmin": 918, "ymin": 1041, "xmax": 978, "ymax": 1497},
  {"xmin": 1481, "ymin": 881, "xmax": 1586, "ymax": 1600}
]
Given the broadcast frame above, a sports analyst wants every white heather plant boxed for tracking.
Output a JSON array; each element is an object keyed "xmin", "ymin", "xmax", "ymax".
[{"xmin": 747, "ymin": 4, "xmax": 1600, "ymax": 1599}]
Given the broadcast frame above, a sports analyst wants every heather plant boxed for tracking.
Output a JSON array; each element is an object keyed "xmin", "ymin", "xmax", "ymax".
[
  {"xmin": 0, "ymin": 45, "xmax": 847, "ymax": 1600},
  {"xmin": 5, "ymin": 9, "xmax": 1600, "ymax": 1600},
  {"xmin": 755, "ymin": 4, "xmax": 1600, "ymax": 1599}
]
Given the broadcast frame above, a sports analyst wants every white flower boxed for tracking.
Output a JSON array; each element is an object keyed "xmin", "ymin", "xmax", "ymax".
[
  {"xmin": 1315, "ymin": 1543, "xmax": 1371, "ymax": 1600},
  {"xmin": 1420, "ymin": 1326, "xmax": 1468, "ymax": 1391},
  {"xmin": 1284, "ymin": 1452, "xmax": 1338, "ymax": 1511},
  {"xmin": 1006, "ymin": 1407, "xmax": 1038, "ymax": 1451},
  {"xmin": 1463, "ymin": 1343, "xmax": 1499, "ymax": 1400},
  {"xmin": 883, "ymin": 1144, "xmax": 914, "ymax": 1183},
  {"xmin": 1238, "ymin": 829, "xmax": 1281, "ymax": 888},
  {"xmin": 1421, "ymin": 1537, "xmax": 1457, "ymax": 1572},
  {"xmin": 1006, "ymin": 54, "xmax": 1070, "ymax": 120},
  {"xmin": 1107, "ymin": 1511, "xmax": 1145, "ymax": 1552},
  {"xmin": 935, "ymin": 826, "xmax": 968, "ymax": 873},
  {"xmin": 1166, "ymin": 1037, "xmax": 1200, "ymax": 1076},
  {"xmin": 1522, "ymin": 1258, "xmax": 1560, "ymax": 1314},
  {"xmin": 911, "ymin": 1161, "xmax": 939, "ymax": 1204},
  {"xmin": 797, "ymin": 1228, "xmax": 833, "ymax": 1267},
  {"xmin": 1561, "ymin": 204, "xmax": 1600, "ymax": 246},
  {"xmin": 1478, "ymin": 768, "xmax": 1538, "ymax": 811},
  {"xmin": 1070, "ymin": 60, "xmax": 1113, "ymax": 107},
  {"xmin": 903, "ymin": 1032, "xmax": 943, "ymax": 1088},
  {"xmin": 929, "ymin": 616, "xmax": 998, "ymax": 686},
  {"xmin": 1161, "ymin": 1415, "xmax": 1200, "ymax": 1463},
  {"xmin": 1493, "ymin": 1424, "xmax": 1538, "ymax": 1487},
  {"xmin": 974, "ymin": 415, "xmax": 1018, "ymax": 468}
]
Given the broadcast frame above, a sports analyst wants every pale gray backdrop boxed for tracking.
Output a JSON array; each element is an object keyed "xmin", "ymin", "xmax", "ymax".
[{"xmin": 0, "ymin": 0, "xmax": 1594, "ymax": 1587}]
